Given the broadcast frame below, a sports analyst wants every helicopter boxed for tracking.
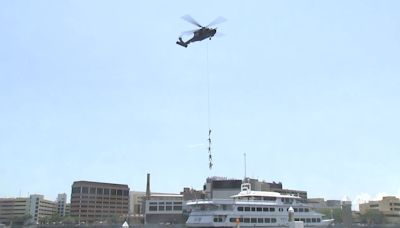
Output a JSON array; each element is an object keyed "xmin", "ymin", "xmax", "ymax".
[{"xmin": 176, "ymin": 15, "xmax": 226, "ymax": 48}]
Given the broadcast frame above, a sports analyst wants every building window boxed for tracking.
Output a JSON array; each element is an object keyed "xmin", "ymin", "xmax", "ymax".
[
  {"xmin": 82, "ymin": 187, "xmax": 88, "ymax": 194},
  {"xmin": 111, "ymin": 189, "xmax": 116, "ymax": 196},
  {"xmin": 265, "ymin": 218, "xmax": 270, "ymax": 223},
  {"xmin": 250, "ymin": 218, "xmax": 256, "ymax": 223},
  {"xmin": 72, "ymin": 187, "xmax": 81, "ymax": 193},
  {"xmin": 243, "ymin": 218, "xmax": 250, "ymax": 223},
  {"xmin": 271, "ymin": 218, "xmax": 276, "ymax": 223},
  {"xmin": 257, "ymin": 218, "xmax": 263, "ymax": 223},
  {"xmin": 117, "ymin": 190, "xmax": 122, "ymax": 196}
]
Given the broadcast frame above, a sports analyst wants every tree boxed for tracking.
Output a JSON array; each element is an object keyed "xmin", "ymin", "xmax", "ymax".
[
  {"xmin": 360, "ymin": 209, "xmax": 385, "ymax": 224},
  {"xmin": 10, "ymin": 214, "xmax": 32, "ymax": 226},
  {"xmin": 316, "ymin": 208, "xmax": 343, "ymax": 223}
]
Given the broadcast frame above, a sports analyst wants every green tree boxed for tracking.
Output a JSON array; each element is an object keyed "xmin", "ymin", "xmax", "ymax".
[
  {"xmin": 360, "ymin": 209, "xmax": 385, "ymax": 224},
  {"xmin": 316, "ymin": 208, "xmax": 343, "ymax": 223},
  {"xmin": 10, "ymin": 214, "xmax": 32, "ymax": 226},
  {"xmin": 61, "ymin": 216, "xmax": 78, "ymax": 224}
]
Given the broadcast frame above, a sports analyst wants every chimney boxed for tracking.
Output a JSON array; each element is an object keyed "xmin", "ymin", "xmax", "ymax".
[{"xmin": 146, "ymin": 173, "xmax": 151, "ymax": 199}]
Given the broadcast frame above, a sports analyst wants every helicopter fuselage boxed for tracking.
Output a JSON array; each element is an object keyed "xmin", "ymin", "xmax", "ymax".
[
  {"xmin": 190, "ymin": 27, "xmax": 217, "ymax": 42},
  {"xmin": 177, "ymin": 27, "xmax": 217, "ymax": 47}
]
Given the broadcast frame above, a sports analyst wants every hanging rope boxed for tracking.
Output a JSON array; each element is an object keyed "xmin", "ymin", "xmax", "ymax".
[{"xmin": 206, "ymin": 42, "xmax": 213, "ymax": 170}]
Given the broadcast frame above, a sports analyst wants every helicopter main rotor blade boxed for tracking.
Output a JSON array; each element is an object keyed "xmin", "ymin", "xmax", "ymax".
[
  {"xmin": 207, "ymin": 16, "xmax": 226, "ymax": 27},
  {"xmin": 181, "ymin": 15, "xmax": 202, "ymax": 28},
  {"xmin": 179, "ymin": 29, "xmax": 196, "ymax": 37}
]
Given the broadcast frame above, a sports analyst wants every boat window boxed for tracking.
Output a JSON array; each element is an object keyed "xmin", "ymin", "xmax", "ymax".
[
  {"xmin": 251, "ymin": 207, "xmax": 256, "ymax": 211},
  {"xmin": 149, "ymin": 205, "xmax": 157, "ymax": 211},
  {"xmin": 271, "ymin": 218, "xmax": 276, "ymax": 223},
  {"xmin": 300, "ymin": 218, "xmax": 305, "ymax": 222},
  {"xmin": 238, "ymin": 207, "xmax": 243, "ymax": 211},
  {"xmin": 166, "ymin": 205, "xmax": 172, "ymax": 211},
  {"xmin": 306, "ymin": 218, "xmax": 311, "ymax": 223},
  {"xmin": 213, "ymin": 217, "xmax": 222, "ymax": 223},
  {"xmin": 312, "ymin": 218, "xmax": 316, "ymax": 223},
  {"xmin": 294, "ymin": 208, "xmax": 298, "ymax": 212},
  {"xmin": 270, "ymin": 208, "xmax": 275, "ymax": 212},
  {"xmin": 263, "ymin": 197, "xmax": 276, "ymax": 201},
  {"xmin": 305, "ymin": 208, "xmax": 309, "ymax": 212},
  {"xmin": 294, "ymin": 218, "xmax": 300, "ymax": 221},
  {"xmin": 265, "ymin": 218, "xmax": 270, "ymax": 223},
  {"xmin": 299, "ymin": 208, "xmax": 304, "ymax": 212},
  {"xmin": 239, "ymin": 218, "xmax": 243, "ymax": 222},
  {"xmin": 245, "ymin": 207, "xmax": 250, "ymax": 211},
  {"xmin": 257, "ymin": 218, "xmax": 263, "ymax": 223},
  {"xmin": 243, "ymin": 218, "xmax": 250, "ymax": 223},
  {"xmin": 278, "ymin": 208, "xmax": 283, "ymax": 212},
  {"xmin": 250, "ymin": 218, "xmax": 257, "ymax": 223},
  {"xmin": 256, "ymin": 207, "xmax": 262, "ymax": 212},
  {"xmin": 263, "ymin": 207, "xmax": 268, "ymax": 212},
  {"xmin": 317, "ymin": 218, "xmax": 321, "ymax": 222}
]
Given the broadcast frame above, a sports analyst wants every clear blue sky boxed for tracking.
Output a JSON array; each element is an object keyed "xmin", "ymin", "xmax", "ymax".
[{"xmin": 1, "ymin": 1, "xmax": 400, "ymax": 208}]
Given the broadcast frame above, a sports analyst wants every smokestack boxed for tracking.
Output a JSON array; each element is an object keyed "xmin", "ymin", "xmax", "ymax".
[{"xmin": 146, "ymin": 173, "xmax": 151, "ymax": 199}]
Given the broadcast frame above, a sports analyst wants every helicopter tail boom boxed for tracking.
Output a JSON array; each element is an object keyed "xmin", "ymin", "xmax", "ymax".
[{"xmin": 176, "ymin": 37, "xmax": 188, "ymax": 48}]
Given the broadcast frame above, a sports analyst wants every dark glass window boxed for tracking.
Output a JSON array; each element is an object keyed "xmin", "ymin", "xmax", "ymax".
[
  {"xmin": 123, "ymin": 190, "xmax": 129, "ymax": 196},
  {"xmin": 238, "ymin": 207, "xmax": 243, "ymax": 211},
  {"xmin": 82, "ymin": 187, "xmax": 88, "ymax": 194},
  {"xmin": 305, "ymin": 208, "xmax": 309, "ymax": 212},
  {"xmin": 270, "ymin": 208, "xmax": 275, "ymax": 212},
  {"xmin": 263, "ymin": 207, "xmax": 268, "ymax": 212},
  {"xmin": 104, "ymin": 189, "xmax": 110, "ymax": 195},
  {"xmin": 97, "ymin": 188, "xmax": 103, "ymax": 195},
  {"xmin": 265, "ymin": 218, "xmax": 270, "ymax": 223},
  {"xmin": 271, "ymin": 218, "xmax": 276, "ymax": 223},
  {"xmin": 111, "ymin": 189, "xmax": 116, "ymax": 195},
  {"xmin": 117, "ymin": 190, "xmax": 122, "ymax": 196},
  {"xmin": 72, "ymin": 187, "xmax": 81, "ymax": 194},
  {"xmin": 90, "ymin": 188, "xmax": 96, "ymax": 194},
  {"xmin": 251, "ymin": 207, "xmax": 256, "ymax": 211},
  {"xmin": 250, "ymin": 218, "xmax": 256, "ymax": 223},
  {"xmin": 173, "ymin": 206, "xmax": 182, "ymax": 210},
  {"xmin": 256, "ymin": 207, "xmax": 262, "ymax": 212},
  {"xmin": 245, "ymin": 207, "xmax": 250, "ymax": 211},
  {"xmin": 149, "ymin": 206, "xmax": 157, "ymax": 211},
  {"xmin": 257, "ymin": 218, "xmax": 263, "ymax": 223},
  {"xmin": 243, "ymin": 218, "xmax": 250, "ymax": 223},
  {"xmin": 312, "ymin": 218, "xmax": 316, "ymax": 223}
]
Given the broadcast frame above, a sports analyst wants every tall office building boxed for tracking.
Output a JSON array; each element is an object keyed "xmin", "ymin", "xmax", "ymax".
[
  {"xmin": 56, "ymin": 193, "xmax": 67, "ymax": 217},
  {"xmin": 359, "ymin": 196, "xmax": 400, "ymax": 224},
  {"xmin": 0, "ymin": 198, "xmax": 29, "ymax": 225},
  {"xmin": 28, "ymin": 195, "xmax": 57, "ymax": 223},
  {"xmin": 70, "ymin": 181, "xmax": 129, "ymax": 223},
  {"xmin": 0, "ymin": 195, "xmax": 57, "ymax": 225}
]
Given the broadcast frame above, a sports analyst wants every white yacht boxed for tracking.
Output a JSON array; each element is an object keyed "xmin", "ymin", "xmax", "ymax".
[{"xmin": 186, "ymin": 183, "xmax": 333, "ymax": 228}]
